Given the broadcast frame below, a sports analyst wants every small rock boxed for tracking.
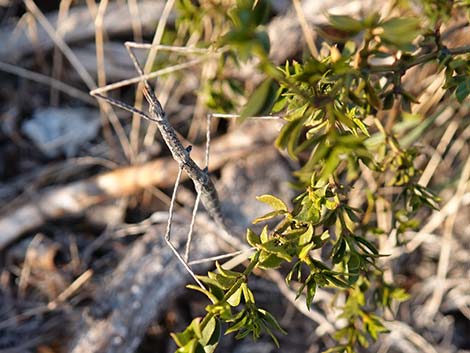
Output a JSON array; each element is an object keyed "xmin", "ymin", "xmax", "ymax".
[{"xmin": 22, "ymin": 107, "xmax": 100, "ymax": 158}]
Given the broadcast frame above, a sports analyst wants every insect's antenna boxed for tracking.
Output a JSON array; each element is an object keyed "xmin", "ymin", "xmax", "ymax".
[
  {"xmin": 205, "ymin": 113, "xmax": 212, "ymax": 168},
  {"xmin": 124, "ymin": 41, "xmax": 160, "ymax": 109},
  {"xmin": 90, "ymin": 91, "xmax": 152, "ymax": 121}
]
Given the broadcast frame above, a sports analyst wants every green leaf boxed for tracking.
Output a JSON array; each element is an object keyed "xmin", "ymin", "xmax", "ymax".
[
  {"xmin": 352, "ymin": 117, "xmax": 370, "ymax": 136},
  {"xmin": 364, "ymin": 314, "xmax": 389, "ymax": 340},
  {"xmin": 211, "ymin": 273, "xmax": 237, "ymax": 290},
  {"xmin": 256, "ymin": 194, "xmax": 288, "ymax": 211},
  {"xmin": 258, "ymin": 308, "xmax": 287, "ymax": 334},
  {"xmin": 227, "ymin": 287, "xmax": 243, "ymax": 306},
  {"xmin": 324, "ymin": 273, "xmax": 350, "ymax": 288},
  {"xmin": 364, "ymin": 80, "xmax": 382, "ymax": 109},
  {"xmin": 299, "ymin": 225, "xmax": 314, "ymax": 245},
  {"xmin": 332, "ymin": 237, "xmax": 346, "ymax": 264},
  {"xmin": 259, "ymin": 253, "xmax": 283, "ymax": 269},
  {"xmin": 391, "ymin": 287, "xmax": 410, "ymax": 302},
  {"xmin": 260, "ymin": 225, "xmax": 269, "ymax": 243},
  {"xmin": 456, "ymin": 78, "xmax": 470, "ymax": 102},
  {"xmin": 253, "ymin": 210, "xmax": 284, "ymax": 224},
  {"xmin": 239, "ymin": 79, "xmax": 276, "ymax": 123},
  {"xmin": 260, "ymin": 239, "xmax": 292, "ymax": 261},
  {"xmin": 226, "ymin": 313, "xmax": 248, "ymax": 334},
  {"xmin": 275, "ymin": 106, "xmax": 308, "ymax": 159},
  {"xmin": 347, "ymin": 253, "xmax": 361, "ymax": 284},
  {"xmin": 246, "ymin": 228, "xmax": 261, "ymax": 246},
  {"xmin": 379, "ymin": 17, "xmax": 422, "ymax": 47},
  {"xmin": 294, "ymin": 193, "xmax": 321, "ymax": 223},
  {"xmin": 353, "ymin": 236, "xmax": 379, "ymax": 255},
  {"xmin": 287, "ymin": 116, "xmax": 309, "ymax": 159},
  {"xmin": 299, "ymin": 242, "xmax": 314, "ymax": 260},
  {"xmin": 328, "ymin": 14, "xmax": 363, "ymax": 33},
  {"xmin": 187, "ymin": 284, "xmax": 220, "ymax": 304},
  {"xmin": 172, "ymin": 319, "xmax": 200, "ymax": 347},
  {"xmin": 313, "ymin": 230, "xmax": 330, "ymax": 248},
  {"xmin": 348, "ymin": 252, "xmax": 361, "ymax": 273},
  {"xmin": 241, "ymin": 283, "xmax": 256, "ymax": 303},
  {"xmin": 305, "ymin": 279, "xmax": 317, "ymax": 308},
  {"xmin": 200, "ymin": 318, "xmax": 221, "ymax": 353},
  {"xmin": 286, "ymin": 261, "xmax": 302, "ymax": 283},
  {"xmin": 215, "ymin": 262, "xmax": 241, "ymax": 279}
]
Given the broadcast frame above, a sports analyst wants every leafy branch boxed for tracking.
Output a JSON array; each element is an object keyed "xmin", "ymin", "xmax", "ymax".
[{"xmin": 119, "ymin": 1, "xmax": 470, "ymax": 352}]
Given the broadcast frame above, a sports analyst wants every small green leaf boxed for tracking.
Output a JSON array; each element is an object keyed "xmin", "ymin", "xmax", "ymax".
[
  {"xmin": 275, "ymin": 115, "xmax": 307, "ymax": 160},
  {"xmin": 186, "ymin": 284, "xmax": 220, "ymax": 304},
  {"xmin": 246, "ymin": 228, "xmax": 261, "ymax": 246},
  {"xmin": 259, "ymin": 253, "xmax": 283, "ymax": 269},
  {"xmin": 391, "ymin": 287, "xmax": 410, "ymax": 302},
  {"xmin": 212, "ymin": 273, "xmax": 237, "ymax": 289},
  {"xmin": 364, "ymin": 80, "xmax": 382, "ymax": 109},
  {"xmin": 258, "ymin": 308, "xmax": 287, "ymax": 334},
  {"xmin": 332, "ymin": 237, "xmax": 346, "ymax": 264},
  {"xmin": 241, "ymin": 283, "xmax": 256, "ymax": 303},
  {"xmin": 172, "ymin": 320, "xmax": 198, "ymax": 347},
  {"xmin": 456, "ymin": 78, "xmax": 470, "ymax": 102},
  {"xmin": 328, "ymin": 14, "xmax": 363, "ymax": 33},
  {"xmin": 239, "ymin": 78, "xmax": 276, "ymax": 123},
  {"xmin": 215, "ymin": 262, "xmax": 241, "ymax": 279},
  {"xmin": 200, "ymin": 318, "xmax": 220, "ymax": 353},
  {"xmin": 379, "ymin": 17, "xmax": 422, "ymax": 47},
  {"xmin": 299, "ymin": 242, "xmax": 314, "ymax": 260},
  {"xmin": 306, "ymin": 280, "xmax": 317, "ymax": 308},
  {"xmin": 253, "ymin": 210, "xmax": 284, "ymax": 224},
  {"xmin": 299, "ymin": 225, "xmax": 314, "ymax": 245},
  {"xmin": 227, "ymin": 287, "xmax": 243, "ymax": 307},
  {"xmin": 226, "ymin": 314, "xmax": 248, "ymax": 334},
  {"xmin": 352, "ymin": 117, "xmax": 370, "ymax": 136},
  {"xmin": 256, "ymin": 194, "xmax": 288, "ymax": 211},
  {"xmin": 260, "ymin": 239, "xmax": 292, "ymax": 261},
  {"xmin": 353, "ymin": 236, "xmax": 379, "ymax": 255},
  {"xmin": 260, "ymin": 225, "xmax": 269, "ymax": 243},
  {"xmin": 324, "ymin": 274, "xmax": 349, "ymax": 288}
]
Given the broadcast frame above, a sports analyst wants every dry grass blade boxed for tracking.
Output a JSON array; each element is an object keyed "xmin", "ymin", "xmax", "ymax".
[
  {"xmin": 130, "ymin": 0, "xmax": 176, "ymax": 157},
  {"xmin": 424, "ymin": 154, "xmax": 470, "ymax": 319},
  {"xmin": 0, "ymin": 60, "xmax": 95, "ymax": 104},
  {"xmin": 50, "ymin": 0, "xmax": 72, "ymax": 105},
  {"xmin": 23, "ymin": 0, "xmax": 133, "ymax": 160}
]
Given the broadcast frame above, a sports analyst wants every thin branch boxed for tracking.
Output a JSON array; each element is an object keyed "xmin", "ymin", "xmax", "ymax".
[{"xmin": 368, "ymin": 45, "xmax": 470, "ymax": 74}]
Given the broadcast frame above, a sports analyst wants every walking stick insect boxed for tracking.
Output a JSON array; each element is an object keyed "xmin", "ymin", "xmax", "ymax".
[{"xmin": 91, "ymin": 42, "xmax": 251, "ymax": 289}]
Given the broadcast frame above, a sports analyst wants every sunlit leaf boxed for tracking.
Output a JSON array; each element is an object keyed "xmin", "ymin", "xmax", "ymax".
[{"xmin": 256, "ymin": 194, "xmax": 288, "ymax": 211}]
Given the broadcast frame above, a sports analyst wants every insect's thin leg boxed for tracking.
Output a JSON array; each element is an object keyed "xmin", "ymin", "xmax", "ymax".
[
  {"xmin": 165, "ymin": 147, "xmax": 206, "ymax": 289},
  {"xmin": 184, "ymin": 187, "xmax": 201, "ymax": 262},
  {"xmin": 188, "ymin": 248, "xmax": 255, "ymax": 266},
  {"xmin": 184, "ymin": 115, "xmax": 212, "ymax": 261},
  {"xmin": 125, "ymin": 41, "xmax": 211, "ymax": 54},
  {"xmin": 124, "ymin": 41, "xmax": 160, "ymax": 108},
  {"xmin": 90, "ymin": 91, "xmax": 152, "ymax": 121}
]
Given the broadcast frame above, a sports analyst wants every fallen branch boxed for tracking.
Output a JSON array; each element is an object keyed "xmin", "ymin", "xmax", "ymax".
[{"xmin": 68, "ymin": 222, "xmax": 221, "ymax": 353}]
